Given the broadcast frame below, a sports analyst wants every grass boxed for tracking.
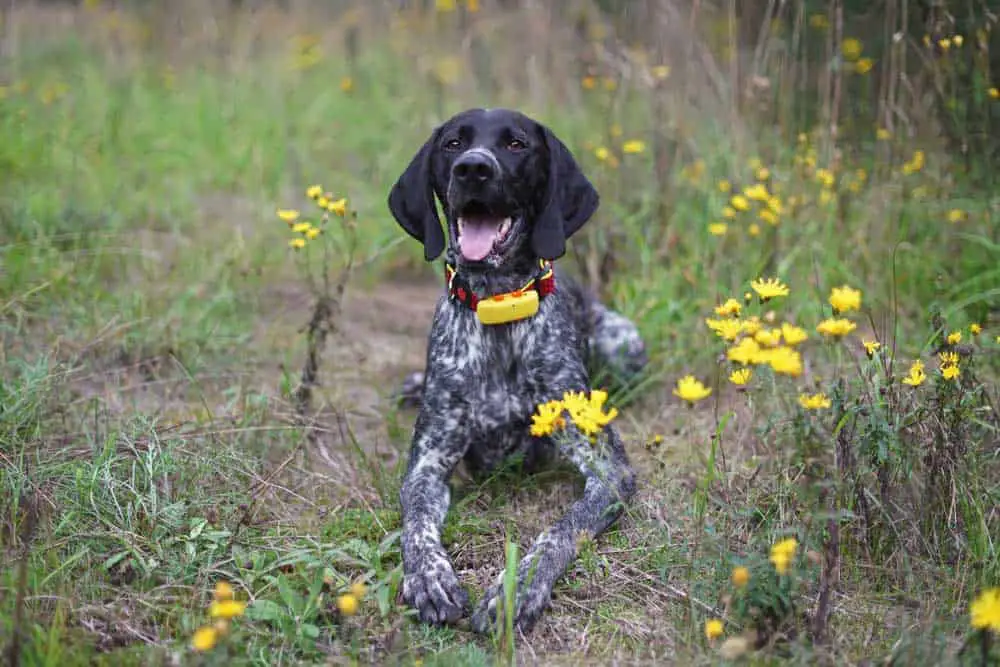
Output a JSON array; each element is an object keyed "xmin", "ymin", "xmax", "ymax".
[{"xmin": 1, "ymin": 1, "xmax": 999, "ymax": 665}]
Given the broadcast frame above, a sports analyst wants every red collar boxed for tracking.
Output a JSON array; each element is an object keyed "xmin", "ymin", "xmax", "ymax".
[{"xmin": 445, "ymin": 260, "xmax": 556, "ymax": 325}]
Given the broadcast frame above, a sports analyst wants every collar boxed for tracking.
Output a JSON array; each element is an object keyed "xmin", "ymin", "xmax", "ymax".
[{"xmin": 445, "ymin": 259, "xmax": 556, "ymax": 325}]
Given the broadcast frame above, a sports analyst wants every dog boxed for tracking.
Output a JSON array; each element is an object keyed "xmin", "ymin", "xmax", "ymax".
[{"xmin": 387, "ymin": 108, "xmax": 647, "ymax": 634}]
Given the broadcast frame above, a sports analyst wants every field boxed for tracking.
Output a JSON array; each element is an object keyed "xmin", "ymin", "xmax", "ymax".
[{"xmin": 1, "ymin": 1, "xmax": 999, "ymax": 665}]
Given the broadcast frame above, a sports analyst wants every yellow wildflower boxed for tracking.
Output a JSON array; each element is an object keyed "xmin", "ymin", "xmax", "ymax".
[
  {"xmin": 780, "ymin": 323, "xmax": 808, "ymax": 346},
  {"xmin": 328, "ymin": 197, "xmax": 348, "ymax": 217},
  {"xmin": 708, "ymin": 223, "xmax": 728, "ymax": 236},
  {"xmin": 731, "ymin": 566, "xmax": 750, "ymax": 588},
  {"xmin": 317, "ymin": 196, "xmax": 330, "ymax": 209},
  {"xmin": 705, "ymin": 618, "xmax": 724, "ymax": 641},
  {"xmin": 727, "ymin": 337, "xmax": 763, "ymax": 365},
  {"xmin": 717, "ymin": 179, "xmax": 732, "ymax": 193},
  {"xmin": 706, "ymin": 318, "xmax": 744, "ymax": 342},
  {"xmin": 306, "ymin": 227, "xmax": 321, "ymax": 240},
  {"xmin": 673, "ymin": 376, "xmax": 712, "ymax": 404},
  {"xmin": 829, "ymin": 285, "xmax": 862, "ymax": 314},
  {"xmin": 990, "ymin": 87, "xmax": 1000, "ymax": 100},
  {"xmin": 863, "ymin": 340, "xmax": 881, "ymax": 357},
  {"xmin": 854, "ymin": 57, "xmax": 874, "ymax": 74},
  {"xmin": 815, "ymin": 168, "xmax": 836, "ymax": 189},
  {"xmin": 651, "ymin": 65, "xmax": 670, "ymax": 80},
  {"xmin": 714, "ymin": 299, "xmax": 742, "ymax": 317},
  {"xmin": 947, "ymin": 209, "xmax": 966, "ymax": 223},
  {"xmin": 530, "ymin": 400, "xmax": 566, "ymax": 437},
  {"xmin": 730, "ymin": 194, "xmax": 750, "ymax": 212},
  {"xmin": 902, "ymin": 150, "xmax": 925, "ymax": 175},
  {"xmin": 750, "ymin": 277, "xmax": 790, "ymax": 301},
  {"xmin": 209, "ymin": 600, "xmax": 246, "ymax": 620},
  {"xmin": 622, "ymin": 140, "xmax": 646, "ymax": 154},
  {"xmin": 561, "ymin": 389, "xmax": 618, "ymax": 437},
  {"xmin": 946, "ymin": 331, "xmax": 962, "ymax": 345},
  {"xmin": 841, "ymin": 37, "xmax": 863, "ymax": 61},
  {"xmin": 191, "ymin": 626, "xmax": 218, "ymax": 652},
  {"xmin": 939, "ymin": 351, "xmax": 959, "ymax": 366},
  {"xmin": 756, "ymin": 166, "xmax": 770, "ymax": 181},
  {"xmin": 581, "ymin": 76, "xmax": 597, "ymax": 90},
  {"xmin": 729, "ymin": 368, "xmax": 752, "ymax": 386},
  {"xmin": 214, "ymin": 581, "xmax": 234, "ymax": 602},
  {"xmin": 953, "ymin": 35, "xmax": 964, "ymax": 47},
  {"xmin": 721, "ymin": 206, "xmax": 737, "ymax": 219},
  {"xmin": 971, "ymin": 588, "xmax": 1000, "ymax": 632},
  {"xmin": 741, "ymin": 317, "xmax": 763, "ymax": 336},
  {"xmin": 292, "ymin": 222, "xmax": 312, "ymax": 234},
  {"xmin": 748, "ymin": 223, "xmax": 761, "ymax": 237},
  {"xmin": 754, "ymin": 328, "xmax": 782, "ymax": 348},
  {"xmin": 798, "ymin": 392, "xmax": 832, "ymax": 410},
  {"xmin": 758, "ymin": 209, "xmax": 779, "ymax": 226},
  {"xmin": 340, "ymin": 76, "xmax": 354, "ymax": 93},
  {"xmin": 817, "ymin": 318, "xmax": 857, "ymax": 338},
  {"xmin": 765, "ymin": 346, "xmax": 803, "ymax": 377},
  {"xmin": 770, "ymin": 537, "xmax": 798, "ymax": 575},
  {"xmin": 876, "ymin": 127, "xmax": 891, "ymax": 141},
  {"xmin": 594, "ymin": 147, "xmax": 610, "ymax": 161},
  {"xmin": 289, "ymin": 238, "xmax": 307, "ymax": 249},
  {"xmin": 350, "ymin": 582, "xmax": 368, "ymax": 599},
  {"xmin": 766, "ymin": 196, "xmax": 783, "ymax": 215},
  {"xmin": 970, "ymin": 323, "xmax": 982, "ymax": 335},
  {"xmin": 277, "ymin": 209, "xmax": 300, "ymax": 224},
  {"xmin": 938, "ymin": 37, "xmax": 951, "ymax": 50},
  {"xmin": 941, "ymin": 364, "xmax": 960, "ymax": 381},
  {"xmin": 337, "ymin": 593, "xmax": 359, "ymax": 616},
  {"xmin": 902, "ymin": 360, "xmax": 926, "ymax": 387},
  {"xmin": 306, "ymin": 185, "xmax": 323, "ymax": 199},
  {"xmin": 743, "ymin": 183, "xmax": 769, "ymax": 202}
]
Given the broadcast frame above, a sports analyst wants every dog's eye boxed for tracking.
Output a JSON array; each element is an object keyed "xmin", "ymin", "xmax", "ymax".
[
  {"xmin": 507, "ymin": 139, "xmax": 527, "ymax": 151},
  {"xmin": 444, "ymin": 138, "xmax": 463, "ymax": 151}
]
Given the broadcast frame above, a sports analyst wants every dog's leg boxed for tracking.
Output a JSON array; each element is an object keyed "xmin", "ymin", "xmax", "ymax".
[
  {"xmin": 470, "ymin": 413, "xmax": 636, "ymax": 633},
  {"xmin": 588, "ymin": 303, "xmax": 648, "ymax": 388},
  {"xmin": 399, "ymin": 409, "xmax": 471, "ymax": 624}
]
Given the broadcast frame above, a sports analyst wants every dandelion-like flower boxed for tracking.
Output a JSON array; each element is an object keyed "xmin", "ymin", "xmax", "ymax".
[
  {"xmin": 706, "ymin": 317, "xmax": 743, "ymax": 342},
  {"xmin": 854, "ymin": 57, "xmax": 874, "ymax": 74},
  {"xmin": 328, "ymin": 197, "xmax": 348, "ymax": 217},
  {"xmin": 306, "ymin": 184, "xmax": 323, "ymax": 199},
  {"xmin": 902, "ymin": 360, "xmax": 926, "ymax": 387},
  {"xmin": 971, "ymin": 588, "xmax": 1000, "ymax": 633},
  {"xmin": 841, "ymin": 37, "xmax": 863, "ymax": 61},
  {"xmin": 769, "ymin": 537, "xmax": 798, "ymax": 575},
  {"xmin": 798, "ymin": 392, "xmax": 832, "ymax": 410},
  {"xmin": 730, "ymin": 195, "xmax": 750, "ymax": 212},
  {"xmin": 209, "ymin": 600, "xmax": 247, "ymax": 620},
  {"xmin": 673, "ymin": 376, "xmax": 712, "ymax": 404},
  {"xmin": 349, "ymin": 582, "xmax": 368, "ymax": 599},
  {"xmin": 970, "ymin": 323, "xmax": 982, "ymax": 335},
  {"xmin": 214, "ymin": 581, "xmax": 234, "ymax": 602},
  {"xmin": 289, "ymin": 238, "xmax": 306, "ymax": 249},
  {"xmin": 828, "ymin": 286, "xmax": 862, "ymax": 314},
  {"xmin": 560, "ymin": 390, "xmax": 618, "ymax": 438},
  {"xmin": 729, "ymin": 368, "xmax": 752, "ymax": 386},
  {"xmin": 708, "ymin": 223, "xmax": 727, "ymax": 236},
  {"xmin": 292, "ymin": 222, "xmax": 312, "ymax": 234},
  {"xmin": 337, "ymin": 593, "xmax": 359, "ymax": 616},
  {"xmin": 946, "ymin": 331, "xmax": 962, "ymax": 345},
  {"xmin": 780, "ymin": 323, "xmax": 808, "ymax": 346},
  {"xmin": 741, "ymin": 317, "xmax": 763, "ymax": 336},
  {"xmin": 941, "ymin": 364, "xmax": 960, "ymax": 381},
  {"xmin": 305, "ymin": 227, "xmax": 321, "ymax": 240},
  {"xmin": 731, "ymin": 566, "xmax": 750, "ymax": 588},
  {"xmin": 717, "ymin": 179, "xmax": 731, "ymax": 193},
  {"xmin": 754, "ymin": 328, "xmax": 782, "ymax": 348},
  {"xmin": 277, "ymin": 209, "xmax": 300, "ymax": 224},
  {"xmin": 705, "ymin": 618, "xmax": 724, "ymax": 641},
  {"xmin": 817, "ymin": 318, "xmax": 857, "ymax": 338},
  {"xmin": 721, "ymin": 206, "xmax": 737, "ymax": 219},
  {"xmin": 743, "ymin": 183, "xmax": 769, "ymax": 202},
  {"xmin": 765, "ymin": 346, "xmax": 803, "ymax": 377},
  {"xmin": 727, "ymin": 337, "xmax": 763, "ymax": 366},
  {"xmin": 622, "ymin": 140, "xmax": 646, "ymax": 154},
  {"xmin": 947, "ymin": 209, "xmax": 966, "ymax": 224},
  {"xmin": 192, "ymin": 626, "xmax": 218, "ymax": 652},
  {"xmin": 863, "ymin": 340, "xmax": 881, "ymax": 357},
  {"xmin": 750, "ymin": 277, "xmax": 790, "ymax": 301},
  {"xmin": 530, "ymin": 400, "xmax": 566, "ymax": 437},
  {"xmin": 714, "ymin": 299, "xmax": 742, "ymax": 318}
]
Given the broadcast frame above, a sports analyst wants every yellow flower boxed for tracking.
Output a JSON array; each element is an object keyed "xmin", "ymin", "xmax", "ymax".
[
  {"xmin": 941, "ymin": 363, "xmax": 960, "ymax": 381},
  {"xmin": 740, "ymin": 317, "xmax": 762, "ymax": 336},
  {"xmin": 581, "ymin": 76, "xmax": 597, "ymax": 90},
  {"xmin": 727, "ymin": 337, "xmax": 762, "ymax": 366},
  {"xmin": 705, "ymin": 618, "xmax": 724, "ymax": 641},
  {"xmin": 902, "ymin": 150, "xmax": 925, "ymax": 175},
  {"xmin": 306, "ymin": 185, "xmax": 323, "ymax": 199},
  {"xmin": 946, "ymin": 331, "xmax": 962, "ymax": 345},
  {"xmin": 939, "ymin": 351, "xmax": 959, "ymax": 366},
  {"xmin": 755, "ymin": 166, "xmax": 770, "ymax": 181},
  {"xmin": 328, "ymin": 197, "xmax": 348, "ymax": 217},
  {"xmin": 840, "ymin": 37, "xmax": 863, "ymax": 61},
  {"xmin": 594, "ymin": 147, "xmax": 610, "ymax": 161},
  {"xmin": 622, "ymin": 140, "xmax": 646, "ymax": 154},
  {"xmin": 815, "ymin": 168, "xmax": 836, "ymax": 189},
  {"xmin": 651, "ymin": 65, "xmax": 671, "ymax": 80},
  {"xmin": 717, "ymin": 179, "xmax": 732, "ymax": 193},
  {"xmin": 340, "ymin": 76, "xmax": 354, "ymax": 93},
  {"xmin": 798, "ymin": 392, "xmax": 832, "ymax": 410},
  {"xmin": 766, "ymin": 196, "xmax": 783, "ymax": 215},
  {"xmin": 748, "ymin": 223, "xmax": 761, "ymax": 237},
  {"xmin": 530, "ymin": 400, "xmax": 566, "ymax": 437},
  {"xmin": 816, "ymin": 318, "xmax": 857, "ymax": 338},
  {"xmin": 758, "ymin": 209, "xmax": 779, "ymax": 226},
  {"xmin": 350, "ymin": 582, "xmax": 368, "ymax": 599},
  {"xmin": 730, "ymin": 195, "xmax": 750, "ymax": 212},
  {"xmin": 743, "ymin": 183, "xmax": 769, "ymax": 202},
  {"xmin": 277, "ymin": 209, "xmax": 300, "ymax": 224},
  {"xmin": 854, "ymin": 57, "xmax": 874, "ymax": 74},
  {"xmin": 971, "ymin": 588, "xmax": 1000, "ymax": 632},
  {"xmin": 714, "ymin": 299, "xmax": 742, "ymax": 318},
  {"xmin": 729, "ymin": 368, "xmax": 752, "ymax": 386},
  {"xmin": 708, "ymin": 223, "xmax": 728, "ymax": 236},
  {"xmin": 562, "ymin": 389, "xmax": 618, "ymax": 437},
  {"xmin": 863, "ymin": 340, "xmax": 881, "ymax": 357},
  {"xmin": 705, "ymin": 318, "xmax": 744, "ymax": 342},
  {"xmin": 673, "ymin": 375, "xmax": 712, "ymax": 404},
  {"xmin": 750, "ymin": 277, "xmax": 790, "ymax": 301},
  {"xmin": 990, "ymin": 87, "xmax": 1000, "ymax": 100},
  {"xmin": 317, "ymin": 196, "xmax": 330, "ymax": 209},
  {"xmin": 214, "ymin": 581, "xmax": 234, "ymax": 602},
  {"xmin": 769, "ymin": 537, "xmax": 798, "ymax": 575},
  {"xmin": 764, "ymin": 346, "xmax": 803, "ymax": 377},
  {"xmin": 305, "ymin": 227, "xmax": 321, "ymax": 240},
  {"xmin": 289, "ymin": 238, "xmax": 307, "ymax": 250},
  {"xmin": 970, "ymin": 323, "xmax": 982, "ymax": 335},
  {"xmin": 292, "ymin": 222, "xmax": 312, "ymax": 234},
  {"xmin": 754, "ymin": 328, "xmax": 782, "ymax": 348},
  {"xmin": 947, "ymin": 209, "xmax": 966, "ymax": 223},
  {"xmin": 938, "ymin": 37, "xmax": 951, "ymax": 50},
  {"xmin": 780, "ymin": 323, "xmax": 808, "ymax": 346},
  {"xmin": 209, "ymin": 600, "xmax": 247, "ymax": 620},
  {"xmin": 876, "ymin": 127, "xmax": 891, "ymax": 141},
  {"xmin": 337, "ymin": 594, "xmax": 359, "ymax": 616},
  {"xmin": 953, "ymin": 35, "xmax": 964, "ymax": 47},
  {"xmin": 721, "ymin": 206, "xmax": 737, "ymax": 219},
  {"xmin": 902, "ymin": 360, "xmax": 926, "ymax": 387},
  {"xmin": 731, "ymin": 566, "xmax": 750, "ymax": 588},
  {"xmin": 829, "ymin": 285, "xmax": 862, "ymax": 314},
  {"xmin": 191, "ymin": 626, "xmax": 218, "ymax": 652}
]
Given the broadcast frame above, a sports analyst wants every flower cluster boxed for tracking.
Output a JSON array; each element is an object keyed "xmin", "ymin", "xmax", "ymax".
[
  {"xmin": 278, "ymin": 184, "xmax": 349, "ymax": 250},
  {"xmin": 336, "ymin": 581, "xmax": 368, "ymax": 617},
  {"xmin": 529, "ymin": 389, "xmax": 619, "ymax": 439},
  {"xmin": 191, "ymin": 581, "xmax": 248, "ymax": 652},
  {"xmin": 710, "ymin": 160, "xmax": 785, "ymax": 237},
  {"xmin": 768, "ymin": 537, "xmax": 798, "ymax": 575}
]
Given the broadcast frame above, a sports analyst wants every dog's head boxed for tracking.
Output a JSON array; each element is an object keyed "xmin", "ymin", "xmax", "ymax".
[{"xmin": 388, "ymin": 108, "xmax": 599, "ymax": 267}]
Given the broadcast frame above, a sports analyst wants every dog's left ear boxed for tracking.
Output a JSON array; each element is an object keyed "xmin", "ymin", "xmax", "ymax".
[
  {"xmin": 387, "ymin": 128, "xmax": 446, "ymax": 262},
  {"xmin": 532, "ymin": 124, "xmax": 600, "ymax": 261}
]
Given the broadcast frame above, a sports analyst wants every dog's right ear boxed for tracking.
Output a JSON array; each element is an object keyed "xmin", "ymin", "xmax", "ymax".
[{"xmin": 387, "ymin": 129, "xmax": 446, "ymax": 262}]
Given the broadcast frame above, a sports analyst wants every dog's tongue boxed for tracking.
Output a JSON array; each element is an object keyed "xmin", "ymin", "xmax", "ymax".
[{"xmin": 459, "ymin": 217, "xmax": 502, "ymax": 261}]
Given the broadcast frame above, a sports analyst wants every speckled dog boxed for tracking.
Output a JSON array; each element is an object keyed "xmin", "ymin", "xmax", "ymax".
[{"xmin": 387, "ymin": 108, "xmax": 647, "ymax": 634}]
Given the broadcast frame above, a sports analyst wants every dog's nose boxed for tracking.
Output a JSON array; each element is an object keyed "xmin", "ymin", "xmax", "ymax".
[{"xmin": 452, "ymin": 152, "xmax": 496, "ymax": 185}]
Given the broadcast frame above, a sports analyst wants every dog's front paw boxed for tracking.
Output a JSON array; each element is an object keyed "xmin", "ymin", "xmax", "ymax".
[
  {"xmin": 402, "ymin": 550, "xmax": 469, "ymax": 625},
  {"xmin": 470, "ymin": 576, "xmax": 550, "ymax": 635}
]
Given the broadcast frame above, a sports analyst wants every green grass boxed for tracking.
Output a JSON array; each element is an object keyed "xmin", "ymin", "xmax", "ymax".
[{"xmin": 1, "ymin": 2, "xmax": 999, "ymax": 665}]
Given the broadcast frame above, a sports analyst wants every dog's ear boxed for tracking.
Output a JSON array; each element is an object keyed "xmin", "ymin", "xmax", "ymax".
[
  {"xmin": 388, "ymin": 128, "xmax": 446, "ymax": 262},
  {"xmin": 532, "ymin": 124, "xmax": 600, "ymax": 261}
]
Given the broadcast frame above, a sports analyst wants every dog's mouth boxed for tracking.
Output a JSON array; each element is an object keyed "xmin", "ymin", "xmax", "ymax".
[{"xmin": 455, "ymin": 201, "xmax": 519, "ymax": 262}]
